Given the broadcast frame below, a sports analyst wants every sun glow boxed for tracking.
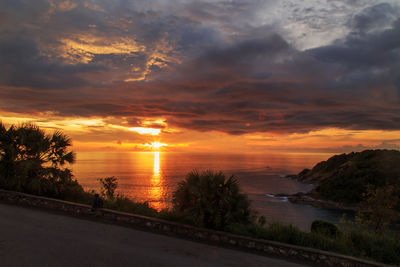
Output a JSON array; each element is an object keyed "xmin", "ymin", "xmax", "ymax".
[
  {"xmin": 129, "ymin": 127, "xmax": 161, "ymax": 135},
  {"xmin": 150, "ymin": 142, "xmax": 167, "ymax": 150}
]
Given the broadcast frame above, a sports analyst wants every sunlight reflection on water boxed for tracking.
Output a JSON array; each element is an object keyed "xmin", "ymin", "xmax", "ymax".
[{"xmin": 150, "ymin": 152, "xmax": 164, "ymax": 211}]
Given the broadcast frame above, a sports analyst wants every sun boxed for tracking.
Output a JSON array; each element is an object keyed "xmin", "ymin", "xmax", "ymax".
[{"xmin": 150, "ymin": 142, "xmax": 167, "ymax": 150}]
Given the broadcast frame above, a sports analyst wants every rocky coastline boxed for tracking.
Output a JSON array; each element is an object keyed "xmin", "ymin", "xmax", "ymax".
[
  {"xmin": 282, "ymin": 174, "xmax": 360, "ymax": 212},
  {"xmin": 286, "ymin": 192, "xmax": 360, "ymax": 212}
]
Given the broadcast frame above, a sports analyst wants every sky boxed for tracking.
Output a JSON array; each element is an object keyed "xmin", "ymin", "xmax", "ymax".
[{"xmin": 0, "ymin": 0, "xmax": 399, "ymax": 153}]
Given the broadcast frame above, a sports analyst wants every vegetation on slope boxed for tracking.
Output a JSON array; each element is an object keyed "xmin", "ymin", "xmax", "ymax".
[{"xmin": 298, "ymin": 149, "xmax": 400, "ymax": 203}]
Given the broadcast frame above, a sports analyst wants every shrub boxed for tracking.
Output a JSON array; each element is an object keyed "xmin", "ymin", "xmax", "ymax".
[
  {"xmin": 311, "ymin": 220, "xmax": 341, "ymax": 238},
  {"xmin": 99, "ymin": 176, "xmax": 118, "ymax": 200},
  {"xmin": 103, "ymin": 195, "xmax": 158, "ymax": 217},
  {"xmin": 355, "ymin": 185, "xmax": 399, "ymax": 234},
  {"xmin": 157, "ymin": 209, "xmax": 197, "ymax": 226},
  {"xmin": 172, "ymin": 170, "xmax": 254, "ymax": 230},
  {"xmin": 227, "ymin": 221, "xmax": 349, "ymax": 255},
  {"xmin": 343, "ymin": 228, "xmax": 400, "ymax": 264},
  {"xmin": 97, "ymin": 177, "xmax": 157, "ymax": 217}
]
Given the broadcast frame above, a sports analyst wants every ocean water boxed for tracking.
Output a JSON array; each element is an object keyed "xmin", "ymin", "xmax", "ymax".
[{"xmin": 72, "ymin": 152, "xmax": 351, "ymax": 230}]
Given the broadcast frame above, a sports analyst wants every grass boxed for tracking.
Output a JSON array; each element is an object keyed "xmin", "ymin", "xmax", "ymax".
[
  {"xmin": 342, "ymin": 228, "xmax": 400, "ymax": 264},
  {"xmin": 103, "ymin": 195, "xmax": 158, "ymax": 217},
  {"xmin": 227, "ymin": 221, "xmax": 349, "ymax": 255},
  {"xmin": 225, "ymin": 220, "xmax": 400, "ymax": 265}
]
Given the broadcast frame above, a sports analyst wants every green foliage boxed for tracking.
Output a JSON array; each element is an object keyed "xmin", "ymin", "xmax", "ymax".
[
  {"xmin": 355, "ymin": 185, "xmax": 399, "ymax": 234},
  {"xmin": 172, "ymin": 170, "xmax": 254, "ymax": 230},
  {"xmin": 300, "ymin": 150, "xmax": 400, "ymax": 204},
  {"xmin": 99, "ymin": 176, "xmax": 118, "ymax": 200},
  {"xmin": 345, "ymin": 229, "xmax": 397, "ymax": 263},
  {"xmin": 0, "ymin": 123, "xmax": 77, "ymax": 198},
  {"xmin": 315, "ymin": 170, "xmax": 367, "ymax": 203},
  {"xmin": 228, "ymin": 219, "xmax": 400, "ymax": 265},
  {"xmin": 227, "ymin": 221, "xmax": 349, "ymax": 255},
  {"xmin": 98, "ymin": 176, "xmax": 157, "ymax": 216},
  {"xmin": 339, "ymin": 218, "xmax": 400, "ymax": 264},
  {"xmin": 61, "ymin": 183, "xmax": 94, "ymax": 205},
  {"xmin": 157, "ymin": 209, "xmax": 197, "ymax": 226},
  {"xmin": 311, "ymin": 220, "xmax": 341, "ymax": 238},
  {"xmin": 258, "ymin": 215, "xmax": 266, "ymax": 227},
  {"xmin": 308, "ymin": 153, "xmax": 352, "ymax": 179},
  {"xmin": 261, "ymin": 222, "xmax": 306, "ymax": 244},
  {"xmin": 103, "ymin": 195, "xmax": 158, "ymax": 217}
]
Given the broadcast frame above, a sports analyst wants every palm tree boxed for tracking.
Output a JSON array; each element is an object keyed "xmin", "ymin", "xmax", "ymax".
[
  {"xmin": 173, "ymin": 170, "xmax": 253, "ymax": 229},
  {"xmin": 0, "ymin": 123, "xmax": 76, "ymax": 195}
]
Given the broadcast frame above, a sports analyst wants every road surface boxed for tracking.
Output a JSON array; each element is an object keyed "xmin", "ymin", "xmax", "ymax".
[{"xmin": 0, "ymin": 203, "xmax": 309, "ymax": 267}]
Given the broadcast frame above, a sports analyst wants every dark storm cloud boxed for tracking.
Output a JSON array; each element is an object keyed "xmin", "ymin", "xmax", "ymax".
[
  {"xmin": 0, "ymin": 0, "xmax": 399, "ymax": 135},
  {"xmin": 349, "ymin": 3, "xmax": 400, "ymax": 33},
  {"xmin": 0, "ymin": 0, "xmax": 218, "ymax": 88},
  {"xmin": 306, "ymin": 15, "xmax": 400, "ymax": 102},
  {"xmin": 0, "ymin": 37, "xmax": 105, "ymax": 89},
  {"xmin": 194, "ymin": 34, "xmax": 289, "ymax": 69},
  {"xmin": 309, "ymin": 21, "xmax": 400, "ymax": 69}
]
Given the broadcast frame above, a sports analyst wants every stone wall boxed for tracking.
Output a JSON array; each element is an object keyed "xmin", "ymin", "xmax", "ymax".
[{"xmin": 0, "ymin": 190, "xmax": 387, "ymax": 267}]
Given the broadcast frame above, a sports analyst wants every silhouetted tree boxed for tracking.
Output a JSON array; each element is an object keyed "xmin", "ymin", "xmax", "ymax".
[
  {"xmin": 99, "ymin": 176, "xmax": 118, "ymax": 200},
  {"xmin": 0, "ymin": 123, "xmax": 76, "ymax": 196},
  {"xmin": 173, "ymin": 170, "xmax": 253, "ymax": 229}
]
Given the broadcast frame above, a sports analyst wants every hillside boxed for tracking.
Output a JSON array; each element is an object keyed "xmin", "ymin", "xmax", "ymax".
[{"xmin": 297, "ymin": 150, "xmax": 400, "ymax": 204}]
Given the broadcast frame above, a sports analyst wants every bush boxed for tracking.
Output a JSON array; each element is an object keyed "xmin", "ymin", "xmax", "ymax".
[
  {"xmin": 99, "ymin": 176, "xmax": 118, "ymax": 200},
  {"xmin": 344, "ymin": 229, "xmax": 400, "ymax": 264},
  {"xmin": 311, "ymin": 220, "xmax": 341, "ymax": 238},
  {"xmin": 227, "ymin": 221, "xmax": 349, "ymax": 255},
  {"xmin": 103, "ymin": 195, "xmax": 158, "ymax": 217},
  {"xmin": 172, "ymin": 170, "xmax": 254, "ymax": 230},
  {"xmin": 157, "ymin": 209, "xmax": 197, "ymax": 226},
  {"xmin": 97, "ymin": 177, "xmax": 157, "ymax": 217},
  {"xmin": 355, "ymin": 185, "xmax": 399, "ymax": 234}
]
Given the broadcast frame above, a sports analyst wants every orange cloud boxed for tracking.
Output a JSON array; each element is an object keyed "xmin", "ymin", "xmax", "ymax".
[{"xmin": 1, "ymin": 111, "xmax": 399, "ymax": 153}]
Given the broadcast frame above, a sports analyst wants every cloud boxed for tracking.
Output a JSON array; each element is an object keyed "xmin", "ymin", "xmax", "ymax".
[
  {"xmin": 0, "ymin": 0, "xmax": 399, "ymax": 138},
  {"xmin": 349, "ymin": 3, "xmax": 400, "ymax": 33},
  {"xmin": 306, "ymin": 141, "xmax": 400, "ymax": 154},
  {"xmin": 0, "ymin": 37, "xmax": 107, "ymax": 90}
]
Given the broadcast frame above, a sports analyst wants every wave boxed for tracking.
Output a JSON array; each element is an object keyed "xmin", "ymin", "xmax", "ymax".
[{"xmin": 264, "ymin": 193, "xmax": 288, "ymax": 202}]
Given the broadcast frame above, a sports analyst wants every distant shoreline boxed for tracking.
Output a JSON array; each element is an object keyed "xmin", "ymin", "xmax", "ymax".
[{"xmin": 287, "ymin": 192, "xmax": 360, "ymax": 212}]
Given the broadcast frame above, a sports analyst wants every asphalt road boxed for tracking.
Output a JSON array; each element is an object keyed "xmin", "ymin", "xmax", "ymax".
[{"xmin": 0, "ymin": 203, "xmax": 309, "ymax": 267}]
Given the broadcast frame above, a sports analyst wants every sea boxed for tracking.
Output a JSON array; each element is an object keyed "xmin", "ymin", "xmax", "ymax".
[{"xmin": 72, "ymin": 152, "xmax": 352, "ymax": 230}]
